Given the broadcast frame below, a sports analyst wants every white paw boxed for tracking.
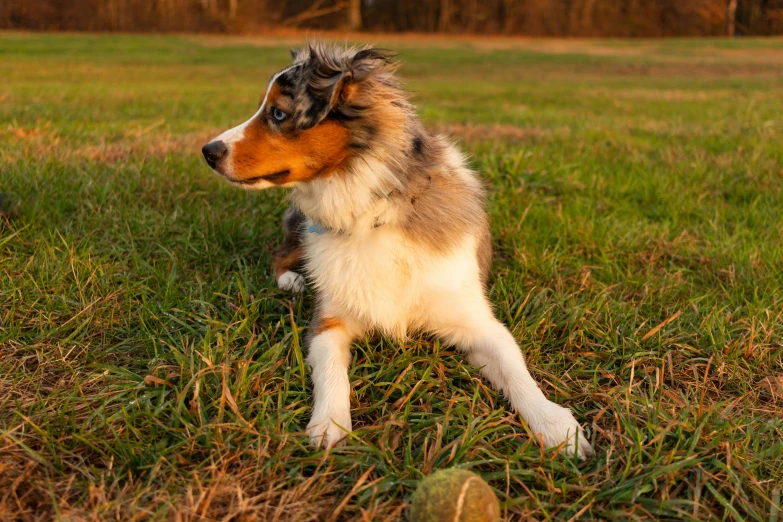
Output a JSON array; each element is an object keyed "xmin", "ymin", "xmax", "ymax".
[
  {"xmin": 306, "ymin": 409, "xmax": 352, "ymax": 449},
  {"xmin": 277, "ymin": 270, "xmax": 305, "ymax": 293},
  {"xmin": 528, "ymin": 403, "xmax": 593, "ymax": 459}
]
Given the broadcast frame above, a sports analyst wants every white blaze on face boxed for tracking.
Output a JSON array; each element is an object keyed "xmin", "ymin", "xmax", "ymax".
[{"xmin": 208, "ymin": 66, "xmax": 295, "ymax": 148}]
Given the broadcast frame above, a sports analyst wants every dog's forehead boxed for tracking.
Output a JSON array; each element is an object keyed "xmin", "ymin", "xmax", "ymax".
[
  {"xmin": 267, "ymin": 61, "xmax": 321, "ymax": 101},
  {"xmin": 271, "ymin": 64, "xmax": 303, "ymax": 95},
  {"xmin": 260, "ymin": 63, "xmax": 327, "ymax": 129}
]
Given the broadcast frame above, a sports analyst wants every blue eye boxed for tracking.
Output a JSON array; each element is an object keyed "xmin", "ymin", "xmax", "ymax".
[{"xmin": 272, "ymin": 107, "xmax": 287, "ymax": 122}]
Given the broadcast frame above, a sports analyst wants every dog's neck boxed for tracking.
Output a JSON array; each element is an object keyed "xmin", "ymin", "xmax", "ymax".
[
  {"xmin": 290, "ymin": 153, "xmax": 405, "ymax": 234},
  {"xmin": 290, "ymin": 109, "xmax": 430, "ymax": 234}
]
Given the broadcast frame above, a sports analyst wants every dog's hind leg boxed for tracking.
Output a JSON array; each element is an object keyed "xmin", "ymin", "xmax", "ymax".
[
  {"xmin": 434, "ymin": 303, "xmax": 593, "ymax": 459},
  {"xmin": 272, "ymin": 205, "xmax": 306, "ymax": 292},
  {"xmin": 305, "ymin": 313, "xmax": 363, "ymax": 448}
]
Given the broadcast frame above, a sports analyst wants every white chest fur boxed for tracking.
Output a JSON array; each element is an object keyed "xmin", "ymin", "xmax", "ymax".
[{"xmin": 303, "ymin": 225, "xmax": 481, "ymax": 338}]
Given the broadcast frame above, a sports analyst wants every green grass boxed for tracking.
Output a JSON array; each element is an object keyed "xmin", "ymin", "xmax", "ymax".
[{"xmin": 2, "ymin": 32, "xmax": 783, "ymax": 520}]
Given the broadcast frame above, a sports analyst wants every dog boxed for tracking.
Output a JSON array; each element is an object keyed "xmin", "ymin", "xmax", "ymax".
[{"xmin": 201, "ymin": 43, "xmax": 592, "ymax": 458}]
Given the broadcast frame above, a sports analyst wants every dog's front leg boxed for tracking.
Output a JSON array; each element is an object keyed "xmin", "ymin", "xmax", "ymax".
[
  {"xmin": 437, "ymin": 310, "xmax": 593, "ymax": 459},
  {"xmin": 305, "ymin": 316, "xmax": 361, "ymax": 448}
]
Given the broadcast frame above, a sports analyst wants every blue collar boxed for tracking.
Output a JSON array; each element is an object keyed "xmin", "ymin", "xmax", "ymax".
[
  {"xmin": 308, "ymin": 222, "xmax": 329, "ymax": 234},
  {"xmin": 303, "ymin": 189, "xmax": 397, "ymax": 236}
]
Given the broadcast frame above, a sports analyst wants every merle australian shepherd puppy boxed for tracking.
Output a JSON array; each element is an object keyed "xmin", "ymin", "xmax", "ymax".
[{"xmin": 202, "ymin": 44, "xmax": 592, "ymax": 458}]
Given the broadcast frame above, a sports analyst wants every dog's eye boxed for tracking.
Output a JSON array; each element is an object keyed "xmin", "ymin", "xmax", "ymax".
[{"xmin": 272, "ymin": 108, "xmax": 287, "ymax": 122}]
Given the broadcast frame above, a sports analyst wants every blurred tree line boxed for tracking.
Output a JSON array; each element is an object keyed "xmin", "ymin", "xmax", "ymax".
[{"xmin": 2, "ymin": 0, "xmax": 782, "ymax": 36}]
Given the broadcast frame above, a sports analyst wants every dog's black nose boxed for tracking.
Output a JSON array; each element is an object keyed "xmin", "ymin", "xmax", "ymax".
[{"xmin": 202, "ymin": 141, "xmax": 227, "ymax": 167}]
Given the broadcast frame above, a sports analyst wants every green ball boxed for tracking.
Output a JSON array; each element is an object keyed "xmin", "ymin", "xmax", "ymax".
[{"xmin": 409, "ymin": 469, "xmax": 500, "ymax": 522}]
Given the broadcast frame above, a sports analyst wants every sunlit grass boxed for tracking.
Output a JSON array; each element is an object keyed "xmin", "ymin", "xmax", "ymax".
[{"xmin": 1, "ymin": 32, "xmax": 782, "ymax": 520}]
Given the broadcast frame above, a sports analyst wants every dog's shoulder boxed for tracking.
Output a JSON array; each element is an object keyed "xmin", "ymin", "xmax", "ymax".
[{"xmin": 395, "ymin": 137, "xmax": 489, "ymax": 255}]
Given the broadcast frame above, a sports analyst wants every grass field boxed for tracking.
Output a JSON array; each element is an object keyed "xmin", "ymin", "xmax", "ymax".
[{"xmin": 2, "ymin": 32, "xmax": 783, "ymax": 521}]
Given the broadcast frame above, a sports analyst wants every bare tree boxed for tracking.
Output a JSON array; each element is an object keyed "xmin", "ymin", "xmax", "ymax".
[
  {"xmin": 4, "ymin": 0, "xmax": 783, "ymax": 36},
  {"xmin": 439, "ymin": 0, "xmax": 450, "ymax": 32},
  {"xmin": 467, "ymin": 0, "xmax": 478, "ymax": 32},
  {"xmin": 727, "ymin": 0, "xmax": 738, "ymax": 35},
  {"xmin": 282, "ymin": 0, "xmax": 348, "ymax": 26},
  {"xmin": 349, "ymin": 0, "xmax": 361, "ymax": 30}
]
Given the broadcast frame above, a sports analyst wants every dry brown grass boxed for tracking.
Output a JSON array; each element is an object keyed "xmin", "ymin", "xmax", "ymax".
[
  {"xmin": 0, "ymin": 449, "xmax": 400, "ymax": 521},
  {"xmin": 427, "ymin": 123, "xmax": 543, "ymax": 144},
  {"xmin": 3, "ymin": 33, "xmax": 783, "ymax": 522},
  {"xmin": 188, "ymin": 30, "xmax": 783, "ymax": 66},
  {"xmin": 2, "ymin": 123, "xmax": 541, "ymax": 166}
]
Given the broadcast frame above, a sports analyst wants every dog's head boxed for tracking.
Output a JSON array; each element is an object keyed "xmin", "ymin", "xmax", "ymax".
[{"xmin": 202, "ymin": 44, "xmax": 400, "ymax": 189}]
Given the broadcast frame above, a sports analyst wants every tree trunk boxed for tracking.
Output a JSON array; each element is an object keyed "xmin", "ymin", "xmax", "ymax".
[
  {"xmin": 439, "ymin": 0, "xmax": 450, "ymax": 32},
  {"xmin": 727, "ymin": 0, "xmax": 738, "ymax": 36},
  {"xmin": 467, "ymin": 0, "xmax": 477, "ymax": 32},
  {"xmin": 229, "ymin": 0, "xmax": 238, "ymax": 20},
  {"xmin": 207, "ymin": 0, "xmax": 218, "ymax": 17},
  {"xmin": 348, "ymin": 0, "xmax": 361, "ymax": 30},
  {"xmin": 501, "ymin": 0, "xmax": 516, "ymax": 33},
  {"xmin": 581, "ymin": 0, "xmax": 596, "ymax": 35},
  {"xmin": 107, "ymin": 0, "xmax": 120, "ymax": 30},
  {"xmin": 156, "ymin": 0, "xmax": 172, "ymax": 22}
]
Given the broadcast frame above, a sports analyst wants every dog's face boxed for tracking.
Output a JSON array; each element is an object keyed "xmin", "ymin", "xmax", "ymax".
[{"xmin": 202, "ymin": 45, "xmax": 394, "ymax": 189}]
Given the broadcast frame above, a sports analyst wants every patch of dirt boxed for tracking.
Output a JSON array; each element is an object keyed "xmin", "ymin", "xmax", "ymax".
[
  {"xmin": 4, "ymin": 122, "xmax": 538, "ymax": 165},
  {"xmin": 584, "ymin": 88, "xmax": 733, "ymax": 102},
  {"xmin": 187, "ymin": 30, "xmax": 649, "ymax": 56},
  {"xmin": 189, "ymin": 30, "xmax": 548, "ymax": 50},
  {"xmin": 78, "ymin": 131, "xmax": 216, "ymax": 163},
  {"xmin": 691, "ymin": 46, "xmax": 783, "ymax": 65},
  {"xmin": 2, "ymin": 124, "xmax": 218, "ymax": 164},
  {"xmin": 191, "ymin": 31, "xmax": 783, "ymax": 64},
  {"xmin": 428, "ymin": 122, "xmax": 542, "ymax": 143},
  {"xmin": 512, "ymin": 39, "xmax": 658, "ymax": 57}
]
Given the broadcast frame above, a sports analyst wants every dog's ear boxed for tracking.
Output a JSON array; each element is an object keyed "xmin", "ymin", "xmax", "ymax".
[
  {"xmin": 303, "ymin": 45, "xmax": 346, "ymax": 118},
  {"xmin": 305, "ymin": 45, "xmax": 396, "ymax": 117},
  {"xmin": 349, "ymin": 48, "xmax": 395, "ymax": 82},
  {"xmin": 338, "ymin": 48, "xmax": 396, "ymax": 106}
]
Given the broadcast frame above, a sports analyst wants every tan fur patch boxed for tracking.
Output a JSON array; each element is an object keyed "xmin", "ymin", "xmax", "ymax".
[
  {"xmin": 339, "ymin": 81, "xmax": 358, "ymax": 105},
  {"xmin": 272, "ymin": 244, "xmax": 305, "ymax": 279},
  {"xmin": 231, "ymin": 118, "xmax": 350, "ymax": 185},
  {"xmin": 314, "ymin": 316, "xmax": 343, "ymax": 335},
  {"xmin": 265, "ymin": 83, "xmax": 281, "ymax": 107}
]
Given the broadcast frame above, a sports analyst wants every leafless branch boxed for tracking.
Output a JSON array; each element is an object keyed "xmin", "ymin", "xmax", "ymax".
[{"xmin": 281, "ymin": 0, "xmax": 348, "ymax": 27}]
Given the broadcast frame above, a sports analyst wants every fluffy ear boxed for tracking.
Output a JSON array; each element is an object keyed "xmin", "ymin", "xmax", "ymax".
[
  {"xmin": 303, "ymin": 45, "xmax": 347, "ymax": 117},
  {"xmin": 305, "ymin": 45, "xmax": 396, "ymax": 119},
  {"xmin": 349, "ymin": 48, "xmax": 396, "ymax": 82},
  {"xmin": 339, "ymin": 48, "xmax": 396, "ymax": 105}
]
